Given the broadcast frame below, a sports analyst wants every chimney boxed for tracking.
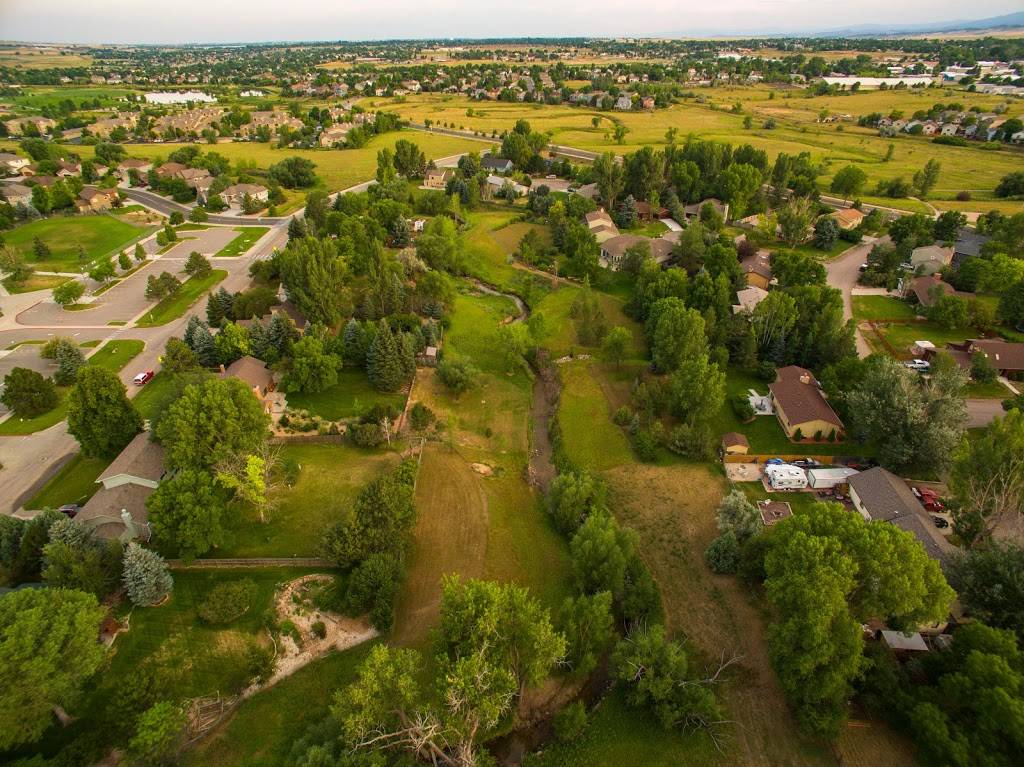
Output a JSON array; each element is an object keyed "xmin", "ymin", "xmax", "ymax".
[
  {"xmin": 219, "ymin": 363, "xmax": 226, "ymax": 373},
  {"xmin": 799, "ymin": 372, "xmax": 811, "ymax": 385}
]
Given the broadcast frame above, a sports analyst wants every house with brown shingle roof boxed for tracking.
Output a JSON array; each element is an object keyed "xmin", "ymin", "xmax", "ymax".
[
  {"xmin": 740, "ymin": 250, "xmax": 773, "ymax": 290},
  {"xmin": 906, "ymin": 274, "xmax": 967, "ymax": 308},
  {"xmin": 585, "ymin": 209, "xmax": 620, "ymax": 243},
  {"xmin": 768, "ymin": 366, "xmax": 844, "ymax": 441},
  {"xmin": 75, "ymin": 432, "xmax": 164, "ymax": 541},
  {"xmin": 829, "ymin": 207, "xmax": 865, "ymax": 230},
  {"xmin": 945, "ymin": 339, "xmax": 1024, "ymax": 376},
  {"xmin": 599, "ymin": 234, "xmax": 673, "ymax": 270},
  {"xmin": 219, "ymin": 355, "xmax": 277, "ymax": 414}
]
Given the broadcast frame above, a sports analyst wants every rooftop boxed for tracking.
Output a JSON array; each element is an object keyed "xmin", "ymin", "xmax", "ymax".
[{"xmin": 768, "ymin": 366, "xmax": 844, "ymax": 430}]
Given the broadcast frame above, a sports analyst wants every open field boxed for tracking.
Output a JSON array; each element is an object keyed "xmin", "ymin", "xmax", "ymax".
[
  {"xmin": 10, "ymin": 85, "xmax": 132, "ymax": 109},
  {"xmin": 24, "ymin": 452, "xmax": 107, "ymax": 510},
  {"xmin": 135, "ymin": 269, "xmax": 227, "ymax": 327},
  {"xmin": 0, "ymin": 339, "xmax": 144, "ymax": 436},
  {"xmin": 73, "ymin": 130, "xmax": 486, "ymax": 200},
  {"xmin": 4, "ymin": 215, "xmax": 148, "ymax": 272},
  {"xmin": 0, "ymin": 48, "xmax": 93, "ymax": 69},
  {"xmin": 216, "ymin": 443, "xmax": 400, "ymax": 558},
  {"xmin": 184, "ymin": 642, "xmax": 379, "ymax": 767},
  {"xmin": 286, "ymin": 368, "xmax": 406, "ymax": 420},
  {"xmin": 369, "ymin": 90, "xmax": 1024, "ymax": 210},
  {"xmin": 556, "ymin": 360, "xmax": 634, "ymax": 471}
]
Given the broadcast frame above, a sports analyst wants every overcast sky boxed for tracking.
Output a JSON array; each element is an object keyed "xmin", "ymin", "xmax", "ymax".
[{"xmin": 1, "ymin": 0, "xmax": 1021, "ymax": 45}]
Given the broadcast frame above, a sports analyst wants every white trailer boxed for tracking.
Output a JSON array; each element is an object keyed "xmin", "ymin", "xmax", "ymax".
[
  {"xmin": 764, "ymin": 464, "xmax": 808, "ymax": 490},
  {"xmin": 807, "ymin": 467, "xmax": 860, "ymax": 489}
]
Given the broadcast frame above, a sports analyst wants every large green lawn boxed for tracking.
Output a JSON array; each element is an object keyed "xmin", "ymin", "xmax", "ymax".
[
  {"xmin": 216, "ymin": 227, "xmax": 270, "ymax": 257},
  {"xmin": 2, "ymin": 274, "xmax": 69, "ymax": 294},
  {"xmin": 184, "ymin": 642, "xmax": 379, "ymax": 767},
  {"xmin": 25, "ymin": 453, "xmax": 108, "ymax": 510},
  {"xmin": 0, "ymin": 339, "xmax": 144, "ymax": 436},
  {"xmin": 215, "ymin": 443, "xmax": 400, "ymax": 558},
  {"xmin": 4, "ymin": 215, "xmax": 147, "ymax": 272},
  {"xmin": 135, "ymin": 269, "xmax": 227, "ymax": 327},
  {"xmin": 32, "ymin": 567, "xmax": 324, "ymax": 762},
  {"xmin": 556, "ymin": 361, "xmax": 634, "ymax": 471},
  {"xmin": 287, "ymin": 368, "xmax": 407, "ymax": 420},
  {"xmin": 852, "ymin": 295, "xmax": 919, "ymax": 322}
]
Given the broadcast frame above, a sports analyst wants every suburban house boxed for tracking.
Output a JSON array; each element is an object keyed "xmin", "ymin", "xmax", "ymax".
[
  {"xmin": 585, "ymin": 209, "xmax": 620, "ymax": 242},
  {"xmin": 829, "ymin": 207, "xmax": 865, "ymax": 230},
  {"xmin": 720, "ymin": 432, "xmax": 750, "ymax": 455},
  {"xmin": 318, "ymin": 123, "xmax": 352, "ymax": 147},
  {"xmin": 3, "ymin": 116, "xmax": 57, "ymax": 136},
  {"xmin": 238, "ymin": 110, "xmax": 305, "ymax": 137},
  {"xmin": 940, "ymin": 339, "xmax": 1024, "ymax": 376},
  {"xmin": 75, "ymin": 432, "xmax": 165, "ymax": 541},
  {"xmin": 1, "ymin": 183, "xmax": 33, "ymax": 207},
  {"xmin": 847, "ymin": 467, "xmax": 948, "ymax": 562},
  {"xmin": 0, "ymin": 152, "xmax": 31, "ymax": 175},
  {"xmin": 89, "ymin": 114, "xmax": 137, "ymax": 139},
  {"xmin": 155, "ymin": 162, "xmax": 189, "ymax": 180},
  {"xmin": 599, "ymin": 234, "xmax": 673, "ymax": 270},
  {"xmin": 220, "ymin": 183, "xmax": 269, "ymax": 207},
  {"xmin": 485, "ymin": 175, "xmax": 528, "ymax": 197},
  {"xmin": 768, "ymin": 365, "xmax": 844, "ymax": 441},
  {"xmin": 732, "ymin": 285, "xmax": 769, "ymax": 314},
  {"xmin": 740, "ymin": 250, "xmax": 774, "ymax": 290},
  {"xmin": 117, "ymin": 158, "xmax": 153, "ymax": 181},
  {"xmin": 951, "ymin": 228, "xmax": 990, "ymax": 269},
  {"xmin": 758, "ymin": 500, "xmax": 793, "ymax": 527},
  {"xmin": 219, "ymin": 355, "xmax": 281, "ymax": 416},
  {"xmin": 635, "ymin": 201, "xmax": 669, "ymax": 222},
  {"xmin": 682, "ymin": 198, "xmax": 730, "ymax": 223},
  {"xmin": 55, "ymin": 160, "xmax": 81, "ymax": 178},
  {"xmin": 910, "ymin": 244, "xmax": 954, "ymax": 276},
  {"xmin": 423, "ymin": 168, "xmax": 452, "ymax": 189},
  {"xmin": 906, "ymin": 274, "xmax": 967, "ymax": 308},
  {"xmin": 481, "ymin": 156, "xmax": 514, "ymax": 174},
  {"xmin": 76, "ymin": 186, "xmax": 119, "ymax": 213}
]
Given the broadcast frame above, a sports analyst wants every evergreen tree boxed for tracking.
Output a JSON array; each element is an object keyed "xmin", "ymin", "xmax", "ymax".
[
  {"xmin": 54, "ymin": 343, "xmax": 86, "ymax": 386},
  {"xmin": 266, "ymin": 313, "xmax": 299, "ymax": 360},
  {"xmin": 183, "ymin": 315, "xmax": 207, "ymax": 350},
  {"xmin": 342, "ymin": 318, "xmax": 362, "ymax": 365},
  {"xmin": 122, "ymin": 542, "xmax": 173, "ymax": 606},
  {"xmin": 206, "ymin": 287, "xmax": 234, "ymax": 326},
  {"xmin": 366, "ymin": 320, "xmax": 404, "ymax": 392},
  {"xmin": 287, "ymin": 216, "xmax": 307, "ymax": 242},
  {"xmin": 191, "ymin": 324, "xmax": 217, "ymax": 367}
]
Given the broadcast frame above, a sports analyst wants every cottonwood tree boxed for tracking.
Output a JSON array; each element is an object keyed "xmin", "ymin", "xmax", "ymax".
[
  {"xmin": 216, "ymin": 446, "xmax": 281, "ymax": 524},
  {"xmin": 282, "ymin": 334, "xmax": 339, "ymax": 394},
  {"xmin": 0, "ymin": 587, "xmax": 107, "ymax": 749},
  {"xmin": 602, "ymin": 326, "xmax": 632, "ymax": 367},
  {"xmin": 776, "ymin": 197, "xmax": 815, "ymax": 247},
  {"xmin": 559, "ymin": 591, "xmax": 615, "ymax": 676},
  {"xmin": 122, "ymin": 542, "xmax": 174, "ymax": 606},
  {"xmin": 750, "ymin": 290, "xmax": 797, "ymax": 353},
  {"xmin": 830, "ymin": 165, "xmax": 867, "ymax": 202},
  {"xmin": 646, "ymin": 298, "xmax": 705, "ymax": 374},
  {"xmin": 846, "ymin": 354, "xmax": 966, "ymax": 472},
  {"xmin": 147, "ymin": 469, "xmax": 230, "ymax": 561},
  {"xmin": 278, "ymin": 237, "xmax": 349, "ymax": 326},
  {"xmin": 67, "ymin": 367, "xmax": 142, "ymax": 459},
  {"xmin": 949, "ymin": 410, "xmax": 1024, "ymax": 546},
  {"xmin": 154, "ymin": 377, "xmax": 269, "ymax": 471},
  {"xmin": 548, "ymin": 471, "xmax": 606, "ymax": 535},
  {"xmin": 947, "ymin": 543, "xmax": 1024, "ymax": 639}
]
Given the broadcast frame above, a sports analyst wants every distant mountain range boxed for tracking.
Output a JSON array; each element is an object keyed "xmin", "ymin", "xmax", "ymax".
[{"xmin": 813, "ymin": 11, "xmax": 1024, "ymax": 38}]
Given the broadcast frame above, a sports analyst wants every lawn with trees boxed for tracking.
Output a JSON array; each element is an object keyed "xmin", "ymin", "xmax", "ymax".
[{"xmin": 3, "ymin": 215, "xmax": 148, "ymax": 272}]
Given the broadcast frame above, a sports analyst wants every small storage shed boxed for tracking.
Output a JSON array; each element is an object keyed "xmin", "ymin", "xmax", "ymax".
[
  {"xmin": 806, "ymin": 467, "xmax": 860, "ymax": 489},
  {"xmin": 721, "ymin": 432, "xmax": 750, "ymax": 456}
]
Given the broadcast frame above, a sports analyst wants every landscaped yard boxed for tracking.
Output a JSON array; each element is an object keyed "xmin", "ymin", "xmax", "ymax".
[
  {"xmin": 2, "ymin": 273, "xmax": 69, "ymax": 294},
  {"xmin": 24, "ymin": 453, "xmax": 108, "ymax": 510},
  {"xmin": 215, "ymin": 443, "xmax": 401, "ymax": 558},
  {"xmin": 0, "ymin": 339, "xmax": 144, "ymax": 436},
  {"xmin": 215, "ymin": 227, "xmax": 270, "ymax": 257},
  {"xmin": 287, "ymin": 368, "xmax": 406, "ymax": 420},
  {"xmin": 130, "ymin": 370, "xmax": 178, "ymax": 422},
  {"xmin": 852, "ymin": 295, "xmax": 919, "ymax": 322},
  {"xmin": 4, "ymin": 214, "xmax": 148, "ymax": 272},
  {"xmin": 135, "ymin": 269, "xmax": 227, "ymax": 327}
]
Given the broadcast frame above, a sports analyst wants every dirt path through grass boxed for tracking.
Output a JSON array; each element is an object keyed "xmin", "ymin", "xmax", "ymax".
[
  {"xmin": 605, "ymin": 463, "xmax": 834, "ymax": 767},
  {"xmin": 393, "ymin": 444, "xmax": 490, "ymax": 646}
]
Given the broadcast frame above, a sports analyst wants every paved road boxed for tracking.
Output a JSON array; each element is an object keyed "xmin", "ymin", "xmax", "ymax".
[
  {"xmin": 825, "ymin": 241, "xmax": 876, "ymax": 358},
  {"xmin": 122, "ymin": 187, "xmax": 288, "ymax": 226}
]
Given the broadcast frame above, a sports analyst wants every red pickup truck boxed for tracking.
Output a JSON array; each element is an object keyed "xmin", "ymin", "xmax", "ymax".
[{"xmin": 912, "ymin": 486, "xmax": 945, "ymax": 512}]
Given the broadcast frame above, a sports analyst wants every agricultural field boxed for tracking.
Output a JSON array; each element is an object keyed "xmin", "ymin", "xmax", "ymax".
[
  {"xmin": 3, "ymin": 214, "xmax": 149, "ymax": 272},
  {"xmin": 368, "ymin": 90, "xmax": 1024, "ymax": 212}
]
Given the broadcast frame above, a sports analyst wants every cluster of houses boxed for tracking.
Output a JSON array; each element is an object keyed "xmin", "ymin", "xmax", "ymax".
[
  {"xmin": 877, "ymin": 111, "xmax": 1021, "ymax": 142},
  {"xmin": 0, "ymin": 152, "xmax": 122, "ymax": 213}
]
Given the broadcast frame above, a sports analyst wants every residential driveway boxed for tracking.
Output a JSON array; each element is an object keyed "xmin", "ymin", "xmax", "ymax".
[
  {"xmin": 161, "ymin": 227, "xmax": 240, "ymax": 258},
  {"xmin": 826, "ymin": 240, "xmax": 879, "ymax": 359},
  {"xmin": 966, "ymin": 399, "xmax": 1005, "ymax": 429}
]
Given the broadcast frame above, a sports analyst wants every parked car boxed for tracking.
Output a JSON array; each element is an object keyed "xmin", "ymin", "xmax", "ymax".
[
  {"xmin": 58, "ymin": 504, "xmax": 80, "ymax": 518},
  {"xmin": 904, "ymin": 359, "xmax": 930, "ymax": 372},
  {"xmin": 932, "ymin": 516, "xmax": 950, "ymax": 529},
  {"xmin": 912, "ymin": 486, "xmax": 945, "ymax": 512},
  {"xmin": 858, "ymin": 263, "xmax": 869, "ymax": 272},
  {"xmin": 765, "ymin": 458, "xmax": 784, "ymax": 465},
  {"xmin": 793, "ymin": 459, "xmax": 822, "ymax": 468},
  {"xmin": 133, "ymin": 370, "xmax": 155, "ymax": 386}
]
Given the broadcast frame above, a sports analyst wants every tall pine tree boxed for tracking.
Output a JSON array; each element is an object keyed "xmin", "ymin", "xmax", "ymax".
[{"xmin": 366, "ymin": 320, "xmax": 403, "ymax": 392}]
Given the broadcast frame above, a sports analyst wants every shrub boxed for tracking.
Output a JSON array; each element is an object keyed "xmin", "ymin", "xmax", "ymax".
[
  {"xmin": 197, "ymin": 579, "xmax": 258, "ymax": 624},
  {"xmin": 344, "ymin": 552, "xmax": 403, "ymax": 632},
  {"xmin": 792, "ymin": 427, "xmax": 804, "ymax": 442},
  {"xmin": 553, "ymin": 701, "xmax": 588, "ymax": 743},
  {"xmin": 705, "ymin": 531, "xmax": 741, "ymax": 574},
  {"xmin": 408, "ymin": 402, "xmax": 435, "ymax": 431},
  {"xmin": 632, "ymin": 428, "xmax": 659, "ymax": 462},
  {"xmin": 348, "ymin": 421, "xmax": 384, "ymax": 448},
  {"xmin": 612, "ymin": 406, "xmax": 632, "ymax": 426},
  {"xmin": 436, "ymin": 359, "xmax": 478, "ymax": 395},
  {"xmin": 310, "ymin": 620, "xmax": 326, "ymax": 639},
  {"xmin": 730, "ymin": 394, "xmax": 755, "ymax": 422},
  {"xmin": 244, "ymin": 641, "xmax": 276, "ymax": 684},
  {"xmin": 956, "ymin": 190, "xmax": 971, "ymax": 202}
]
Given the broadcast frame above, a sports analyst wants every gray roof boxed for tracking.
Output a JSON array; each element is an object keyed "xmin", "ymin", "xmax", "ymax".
[
  {"xmin": 76, "ymin": 482, "xmax": 154, "ymax": 540},
  {"xmin": 891, "ymin": 513, "xmax": 949, "ymax": 564},
  {"xmin": 97, "ymin": 432, "xmax": 164, "ymax": 485},
  {"xmin": 954, "ymin": 228, "xmax": 989, "ymax": 258},
  {"xmin": 848, "ymin": 466, "xmax": 919, "ymax": 522}
]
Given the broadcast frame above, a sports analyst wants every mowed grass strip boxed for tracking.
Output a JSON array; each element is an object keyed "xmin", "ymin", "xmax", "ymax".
[
  {"xmin": 287, "ymin": 368, "xmax": 407, "ymax": 420},
  {"xmin": 556, "ymin": 361, "xmax": 633, "ymax": 471},
  {"xmin": 135, "ymin": 269, "xmax": 227, "ymax": 327},
  {"xmin": 1, "ymin": 274, "xmax": 69, "ymax": 294},
  {"xmin": 4, "ymin": 215, "xmax": 147, "ymax": 272},
  {"xmin": 215, "ymin": 227, "xmax": 270, "ymax": 257},
  {"xmin": 25, "ymin": 453, "xmax": 108, "ymax": 510},
  {"xmin": 0, "ymin": 339, "xmax": 144, "ymax": 436}
]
